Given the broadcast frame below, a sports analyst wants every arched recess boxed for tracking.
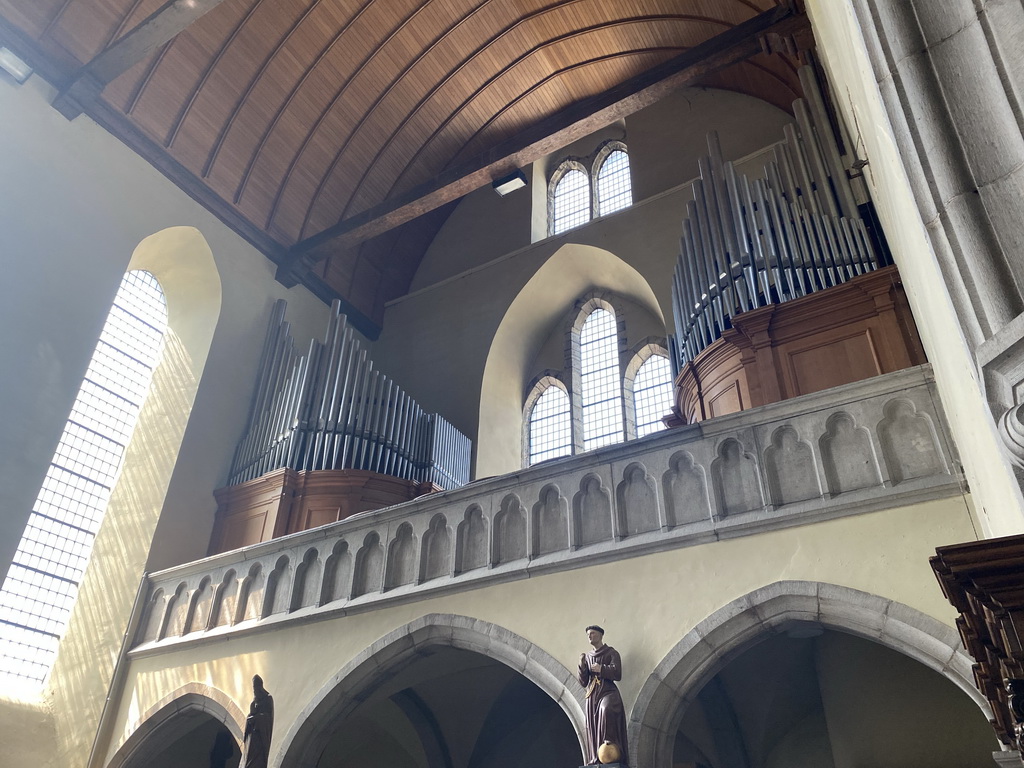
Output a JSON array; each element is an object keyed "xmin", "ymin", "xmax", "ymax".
[
  {"xmin": 629, "ymin": 581, "xmax": 993, "ymax": 768},
  {"xmin": 46, "ymin": 227, "xmax": 223, "ymax": 750},
  {"xmin": 105, "ymin": 684, "xmax": 244, "ymax": 768},
  {"xmin": 478, "ymin": 243, "xmax": 664, "ymax": 477},
  {"xmin": 275, "ymin": 613, "xmax": 586, "ymax": 768}
]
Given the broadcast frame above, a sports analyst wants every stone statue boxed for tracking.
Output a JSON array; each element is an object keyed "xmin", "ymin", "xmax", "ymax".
[
  {"xmin": 577, "ymin": 625, "xmax": 628, "ymax": 765},
  {"xmin": 241, "ymin": 674, "xmax": 274, "ymax": 768}
]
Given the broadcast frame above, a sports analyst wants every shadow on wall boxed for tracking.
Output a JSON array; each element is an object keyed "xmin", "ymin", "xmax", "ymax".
[
  {"xmin": 44, "ymin": 226, "xmax": 223, "ymax": 768},
  {"xmin": 477, "ymin": 243, "xmax": 663, "ymax": 477}
]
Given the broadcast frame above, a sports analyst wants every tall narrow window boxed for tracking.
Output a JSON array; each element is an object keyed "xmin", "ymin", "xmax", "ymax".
[
  {"xmin": 580, "ymin": 308, "xmax": 623, "ymax": 451},
  {"xmin": 551, "ymin": 167, "xmax": 590, "ymax": 235},
  {"xmin": 633, "ymin": 354, "xmax": 674, "ymax": 438},
  {"xmin": 596, "ymin": 148, "xmax": 631, "ymax": 216},
  {"xmin": 527, "ymin": 384, "xmax": 572, "ymax": 466},
  {"xmin": 0, "ymin": 270, "xmax": 167, "ymax": 691}
]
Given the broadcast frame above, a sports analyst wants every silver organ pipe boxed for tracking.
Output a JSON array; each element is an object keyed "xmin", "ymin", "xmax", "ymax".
[
  {"xmin": 229, "ymin": 300, "xmax": 472, "ymax": 490},
  {"xmin": 670, "ymin": 65, "xmax": 887, "ymax": 372}
]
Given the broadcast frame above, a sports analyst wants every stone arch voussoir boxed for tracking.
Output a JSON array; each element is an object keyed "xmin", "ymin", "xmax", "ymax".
[
  {"xmin": 275, "ymin": 613, "xmax": 586, "ymax": 768},
  {"xmin": 628, "ymin": 580, "xmax": 988, "ymax": 768},
  {"xmin": 105, "ymin": 683, "xmax": 245, "ymax": 768}
]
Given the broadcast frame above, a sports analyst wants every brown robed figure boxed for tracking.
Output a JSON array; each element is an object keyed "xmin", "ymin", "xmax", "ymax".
[
  {"xmin": 577, "ymin": 625, "xmax": 629, "ymax": 765},
  {"xmin": 241, "ymin": 675, "xmax": 274, "ymax": 768}
]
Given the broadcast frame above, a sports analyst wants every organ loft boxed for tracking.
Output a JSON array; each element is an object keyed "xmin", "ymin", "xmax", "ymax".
[{"xmin": 2, "ymin": 2, "xmax": 1024, "ymax": 768}]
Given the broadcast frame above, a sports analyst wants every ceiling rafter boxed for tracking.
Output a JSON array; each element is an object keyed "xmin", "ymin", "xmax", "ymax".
[
  {"xmin": 232, "ymin": 0, "xmax": 378, "ymax": 220},
  {"xmin": 53, "ymin": 0, "xmax": 230, "ymax": 119},
  {"xmin": 247, "ymin": 0, "xmax": 439, "ymax": 217},
  {"xmin": 166, "ymin": 0, "xmax": 270, "ymax": 150},
  {"xmin": 328, "ymin": 14, "xmax": 734, "ymax": 228},
  {"xmin": 283, "ymin": 5, "xmax": 807, "ymax": 276}
]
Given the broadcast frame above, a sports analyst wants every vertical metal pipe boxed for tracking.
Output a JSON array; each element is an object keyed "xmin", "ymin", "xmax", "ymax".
[
  {"xmin": 798, "ymin": 64, "xmax": 860, "ymax": 220},
  {"xmin": 692, "ymin": 181, "xmax": 731, "ymax": 327},
  {"xmin": 853, "ymin": 218, "xmax": 878, "ymax": 271},
  {"xmin": 724, "ymin": 161, "xmax": 761, "ymax": 308},
  {"xmin": 741, "ymin": 175, "xmax": 773, "ymax": 301},
  {"xmin": 838, "ymin": 217, "xmax": 866, "ymax": 276},
  {"xmin": 774, "ymin": 143, "xmax": 801, "ymax": 205},
  {"xmin": 784, "ymin": 123, "xmax": 821, "ymax": 216},
  {"xmin": 795, "ymin": 99, "xmax": 840, "ymax": 218},
  {"xmin": 689, "ymin": 219, "xmax": 716, "ymax": 350}
]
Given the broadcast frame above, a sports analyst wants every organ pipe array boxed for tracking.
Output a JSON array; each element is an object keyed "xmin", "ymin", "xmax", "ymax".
[
  {"xmin": 229, "ymin": 300, "xmax": 471, "ymax": 490},
  {"xmin": 670, "ymin": 65, "xmax": 885, "ymax": 368}
]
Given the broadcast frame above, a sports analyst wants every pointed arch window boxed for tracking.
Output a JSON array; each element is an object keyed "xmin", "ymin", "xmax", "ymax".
[
  {"xmin": 595, "ymin": 145, "xmax": 632, "ymax": 216},
  {"xmin": 548, "ymin": 143, "xmax": 631, "ymax": 236},
  {"xmin": 580, "ymin": 308, "xmax": 624, "ymax": 451},
  {"xmin": 551, "ymin": 165, "xmax": 590, "ymax": 235},
  {"xmin": 0, "ymin": 270, "xmax": 167, "ymax": 690},
  {"xmin": 526, "ymin": 382, "xmax": 572, "ymax": 465},
  {"xmin": 632, "ymin": 353, "xmax": 674, "ymax": 438}
]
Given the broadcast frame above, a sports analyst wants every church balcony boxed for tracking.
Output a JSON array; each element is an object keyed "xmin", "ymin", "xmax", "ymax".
[{"xmin": 130, "ymin": 364, "xmax": 959, "ymax": 656}]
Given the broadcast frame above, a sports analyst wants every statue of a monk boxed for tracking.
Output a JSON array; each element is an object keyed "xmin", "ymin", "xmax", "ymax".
[
  {"xmin": 577, "ymin": 625, "xmax": 629, "ymax": 765},
  {"xmin": 241, "ymin": 674, "xmax": 274, "ymax": 768}
]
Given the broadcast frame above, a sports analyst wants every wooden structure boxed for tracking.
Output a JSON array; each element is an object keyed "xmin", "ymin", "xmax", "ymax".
[
  {"xmin": 931, "ymin": 535, "xmax": 1024, "ymax": 764},
  {"xmin": 0, "ymin": 0, "xmax": 808, "ymax": 331},
  {"xmin": 669, "ymin": 63, "xmax": 881, "ymax": 369},
  {"xmin": 209, "ymin": 467, "xmax": 439, "ymax": 554},
  {"xmin": 670, "ymin": 265, "xmax": 925, "ymax": 423}
]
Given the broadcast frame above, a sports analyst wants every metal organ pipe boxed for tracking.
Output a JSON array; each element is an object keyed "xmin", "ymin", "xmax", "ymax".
[
  {"xmin": 670, "ymin": 64, "xmax": 886, "ymax": 368},
  {"xmin": 229, "ymin": 300, "xmax": 472, "ymax": 490}
]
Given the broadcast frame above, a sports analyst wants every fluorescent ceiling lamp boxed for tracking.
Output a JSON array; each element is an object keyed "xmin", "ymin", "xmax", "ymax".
[
  {"xmin": 492, "ymin": 169, "xmax": 527, "ymax": 196},
  {"xmin": 0, "ymin": 47, "xmax": 32, "ymax": 83}
]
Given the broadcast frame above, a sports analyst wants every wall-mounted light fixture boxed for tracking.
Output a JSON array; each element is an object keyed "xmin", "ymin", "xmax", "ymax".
[
  {"xmin": 0, "ymin": 47, "xmax": 32, "ymax": 84},
  {"xmin": 492, "ymin": 169, "xmax": 528, "ymax": 197}
]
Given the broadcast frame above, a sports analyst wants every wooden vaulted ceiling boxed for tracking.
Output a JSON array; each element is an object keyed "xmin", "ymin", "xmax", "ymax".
[{"xmin": 0, "ymin": 0, "xmax": 806, "ymax": 334}]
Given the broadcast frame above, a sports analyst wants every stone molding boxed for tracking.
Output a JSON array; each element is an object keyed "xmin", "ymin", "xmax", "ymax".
[
  {"xmin": 628, "ymin": 580, "xmax": 990, "ymax": 768},
  {"xmin": 131, "ymin": 366, "xmax": 961, "ymax": 655},
  {"xmin": 104, "ymin": 683, "xmax": 246, "ymax": 768},
  {"xmin": 271, "ymin": 613, "xmax": 586, "ymax": 768}
]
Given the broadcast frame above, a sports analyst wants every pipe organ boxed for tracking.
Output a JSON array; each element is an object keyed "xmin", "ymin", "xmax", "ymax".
[
  {"xmin": 229, "ymin": 300, "xmax": 471, "ymax": 490},
  {"xmin": 670, "ymin": 65, "xmax": 887, "ymax": 368}
]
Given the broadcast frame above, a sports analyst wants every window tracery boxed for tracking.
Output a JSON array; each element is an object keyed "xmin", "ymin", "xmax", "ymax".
[{"xmin": 524, "ymin": 298, "xmax": 672, "ymax": 467}]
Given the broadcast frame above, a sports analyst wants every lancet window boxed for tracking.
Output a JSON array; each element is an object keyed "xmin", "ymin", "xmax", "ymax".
[{"xmin": 0, "ymin": 270, "xmax": 167, "ymax": 690}]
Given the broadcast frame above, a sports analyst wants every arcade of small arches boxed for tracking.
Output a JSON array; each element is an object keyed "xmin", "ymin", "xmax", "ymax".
[{"xmin": 108, "ymin": 583, "xmax": 998, "ymax": 768}]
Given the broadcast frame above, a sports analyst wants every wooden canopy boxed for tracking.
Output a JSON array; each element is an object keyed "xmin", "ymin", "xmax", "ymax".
[{"xmin": 0, "ymin": 0, "xmax": 805, "ymax": 334}]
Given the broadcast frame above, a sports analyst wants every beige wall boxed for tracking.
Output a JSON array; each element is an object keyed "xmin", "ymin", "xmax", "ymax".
[
  {"xmin": 0, "ymin": 74, "xmax": 330, "ymax": 768},
  {"xmin": 805, "ymin": 0, "xmax": 1024, "ymax": 537},
  {"xmin": 103, "ymin": 495, "xmax": 977, "ymax": 766},
  {"xmin": 374, "ymin": 88, "xmax": 794, "ymax": 477}
]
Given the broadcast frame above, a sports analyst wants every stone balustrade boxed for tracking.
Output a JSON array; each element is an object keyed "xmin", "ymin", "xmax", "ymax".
[{"xmin": 132, "ymin": 365, "xmax": 960, "ymax": 653}]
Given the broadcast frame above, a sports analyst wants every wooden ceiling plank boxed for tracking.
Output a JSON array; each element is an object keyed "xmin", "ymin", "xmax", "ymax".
[
  {"xmin": 288, "ymin": 5, "xmax": 806, "ymax": 264},
  {"xmin": 52, "ymin": 0, "xmax": 230, "ymax": 119},
  {"xmin": 332, "ymin": 13, "xmax": 731, "ymax": 225}
]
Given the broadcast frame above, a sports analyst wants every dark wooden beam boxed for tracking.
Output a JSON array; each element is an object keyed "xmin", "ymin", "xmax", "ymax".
[
  {"xmin": 53, "ymin": 0, "xmax": 229, "ymax": 119},
  {"xmin": 81, "ymin": 99, "xmax": 383, "ymax": 338},
  {"xmin": 288, "ymin": 5, "xmax": 808, "ymax": 265}
]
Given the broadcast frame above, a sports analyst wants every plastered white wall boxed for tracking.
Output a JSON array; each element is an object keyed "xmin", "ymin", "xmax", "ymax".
[{"xmin": 0, "ymin": 74, "xmax": 331, "ymax": 768}]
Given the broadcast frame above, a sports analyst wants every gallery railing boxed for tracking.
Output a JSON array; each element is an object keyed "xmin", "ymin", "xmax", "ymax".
[
  {"xmin": 134, "ymin": 366, "xmax": 958, "ymax": 652},
  {"xmin": 670, "ymin": 64, "xmax": 887, "ymax": 367},
  {"xmin": 228, "ymin": 299, "xmax": 471, "ymax": 489}
]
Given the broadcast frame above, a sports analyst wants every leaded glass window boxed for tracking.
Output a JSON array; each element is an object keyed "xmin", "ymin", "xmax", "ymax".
[
  {"xmin": 596, "ymin": 149, "xmax": 631, "ymax": 216},
  {"xmin": 551, "ymin": 167, "xmax": 590, "ymax": 235},
  {"xmin": 580, "ymin": 308, "xmax": 623, "ymax": 451},
  {"xmin": 527, "ymin": 385, "xmax": 572, "ymax": 465},
  {"xmin": 0, "ymin": 270, "xmax": 167, "ymax": 691},
  {"xmin": 633, "ymin": 354, "xmax": 674, "ymax": 438}
]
